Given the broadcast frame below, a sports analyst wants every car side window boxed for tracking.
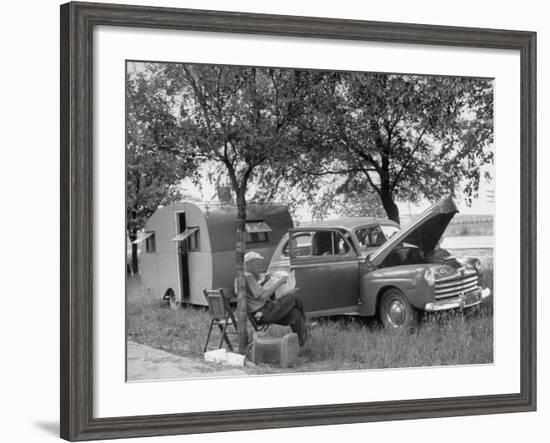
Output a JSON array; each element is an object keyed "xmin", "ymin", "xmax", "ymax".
[
  {"xmin": 335, "ymin": 233, "xmax": 352, "ymax": 256},
  {"xmin": 311, "ymin": 231, "xmax": 353, "ymax": 257},
  {"xmin": 283, "ymin": 232, "xmax": 312, "ymax": 257}
]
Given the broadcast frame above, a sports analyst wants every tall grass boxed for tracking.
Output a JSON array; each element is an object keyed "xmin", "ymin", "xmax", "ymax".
[
  {"xmin": 127, "ymin": 249, "xmax": 494, "ymax": 375},
  {"xmin": 287, "ymin": 307, "xmax": 493, "ymax": 373},
  {"xmin": 127, "ymin": 278, "xmax": 213, "ymax": 357}
]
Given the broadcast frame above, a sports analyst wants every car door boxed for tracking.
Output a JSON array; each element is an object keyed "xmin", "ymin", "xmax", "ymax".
[{"xmin": 289, "ymin": 228, "xmax": 360, "ymax": 315}]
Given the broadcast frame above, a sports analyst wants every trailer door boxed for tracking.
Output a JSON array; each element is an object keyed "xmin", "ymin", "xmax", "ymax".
[{"xmin": 172, "ymin": 212, "xmax": 198, "ymax": 301}]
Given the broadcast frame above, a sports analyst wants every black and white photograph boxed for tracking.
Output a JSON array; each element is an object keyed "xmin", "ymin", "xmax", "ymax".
[
  {"xmin": 1, "ymin": 0, "xmax": 543, "ymax": 441},
  {"xmin": 126, "ymin": 61, "xmax": 495, "ymax": 381}
]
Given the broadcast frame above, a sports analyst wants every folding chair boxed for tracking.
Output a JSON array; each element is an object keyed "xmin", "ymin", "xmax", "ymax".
[{"xmin": 203, "ymin": 289, "xmax": 238, "ymax": 353}]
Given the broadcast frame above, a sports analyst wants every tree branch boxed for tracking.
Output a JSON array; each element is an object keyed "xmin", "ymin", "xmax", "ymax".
[
  {"xmin": 240, "ymin": 164, "xmax": 255, "ymax": 192},
  {"xmin": 337, "ymin": 124, "xmax": 382, "ymax": 174},
  {"xmin": 349, "ymin": 145, "xmax": 382, "ymax": 174},
  {"xmin": 391, "ymin": 124, "xmax": 430, "ymax": 191},
  {"xmin": 292, "ymin": 165, "xmax": 375, "ymax": 176},
  {"xmin": 362, "ymin": 169, "xmax": 381, "ymax": 195}
]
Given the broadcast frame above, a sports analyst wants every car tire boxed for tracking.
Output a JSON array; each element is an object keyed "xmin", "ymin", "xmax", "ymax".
[{"xmin": 379, "ymin": 288, "xmax": 418, "ymax": 330}]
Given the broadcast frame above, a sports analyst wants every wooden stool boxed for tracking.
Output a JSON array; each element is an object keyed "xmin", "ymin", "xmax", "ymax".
[{"xmin": 250, "ymin": 332, "xmax": 299, "ymax": 368}]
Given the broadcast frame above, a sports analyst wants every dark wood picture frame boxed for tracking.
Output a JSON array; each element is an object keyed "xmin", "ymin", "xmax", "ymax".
[{"xmin": 60, "ymin": 1, "xmax": 537, "ymax": 441}]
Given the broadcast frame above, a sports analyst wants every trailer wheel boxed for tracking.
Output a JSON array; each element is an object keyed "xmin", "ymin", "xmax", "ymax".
[{"xmin": 162, "ymin": 289, "xmax": 182, "ymax": 311}]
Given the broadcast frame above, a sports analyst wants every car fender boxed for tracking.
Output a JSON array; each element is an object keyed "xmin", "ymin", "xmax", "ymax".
[{"xmin": 359, "ymin": 265, "xmax": 434, "ymax": 316}]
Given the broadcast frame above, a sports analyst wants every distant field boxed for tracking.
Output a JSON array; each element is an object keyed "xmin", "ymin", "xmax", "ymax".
[
  {"xmin": 401, "ymin": 214, "xmax": 493, "ymax": 237},
  {"xmin": 127, "ymin": 248, "xmax": 493, "ymax": 377},
  {"xmin": 445, "ymin": 214, "xmax": 493, "ymax": 237}
]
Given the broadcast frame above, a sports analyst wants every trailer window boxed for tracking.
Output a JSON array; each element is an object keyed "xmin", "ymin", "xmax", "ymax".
[
  {"xmin": 172, "ymin": 227, "xmax": 200, "ymax": 251},
  {"xmin": 246, "ymin": 231, "xmax": 269, "ymax": 243},
  {"xmin": 187, "ymin": 228, "xmax": 200, "ymax": 251},
  {"xmin": 145, "ymin": 233, "xmax": 156, "ymax": 253},
  {"xmin": 245, "ymin": 220, "xmax": 271, "ymax": 244}
]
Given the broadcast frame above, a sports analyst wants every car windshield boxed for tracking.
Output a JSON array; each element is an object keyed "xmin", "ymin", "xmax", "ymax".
[{"xmin": 354, "ymin": 224, "xmax": 400, "ymax": 251}]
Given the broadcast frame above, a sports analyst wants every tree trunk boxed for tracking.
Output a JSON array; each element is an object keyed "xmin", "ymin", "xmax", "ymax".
[
  {"xmin": 377, "ymin": 138, "xmax": 400, "ymax": 224},
  {"xmin": 129, "ymin": 229, "xmax": 139, "ymax": 275},
  {"xmin": 380, "ymin": 194, "xmax": 400, "ymax": 224},
  {"xmin": 235, "ymin": 192, "xmax": 249, "ymax": 354}
]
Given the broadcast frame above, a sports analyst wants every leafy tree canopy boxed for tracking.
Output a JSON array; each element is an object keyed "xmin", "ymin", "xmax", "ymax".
[
  {"xmin": 126, "ymin": 65, "xmax": 197, "ymax": 272},
  {"xmin": 269, "ymin": 72, "xmax": 493, "ymax": 223}
]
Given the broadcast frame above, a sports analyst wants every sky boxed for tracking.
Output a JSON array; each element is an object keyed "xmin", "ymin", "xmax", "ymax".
[{"xmin": 397, "ymin": 165, "xmax": 494, "ymax": 216}]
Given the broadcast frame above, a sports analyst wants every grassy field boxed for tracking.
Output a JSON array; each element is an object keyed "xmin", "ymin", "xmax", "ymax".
[
  {"xmin": 444, "ymin": 214, "xmax": 494, "ymax": 237},
  {"xmin": 127, "ymin": 248, "xmax": 493, "ymax": 375}
]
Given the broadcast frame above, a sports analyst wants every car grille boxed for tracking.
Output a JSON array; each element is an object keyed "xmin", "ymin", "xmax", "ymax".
[{"xmin": 434, "ymin": 271, "xmax": 479, "ymax": 300}]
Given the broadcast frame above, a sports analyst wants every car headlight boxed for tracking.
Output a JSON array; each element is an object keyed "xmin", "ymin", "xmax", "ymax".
[
  {"xmin": 472, "ymin": 258, "xmax": 482, "ymax": 273},
  {"xmin": 424, "ymin": 268, "xmax": 436, "ymax": 286}
]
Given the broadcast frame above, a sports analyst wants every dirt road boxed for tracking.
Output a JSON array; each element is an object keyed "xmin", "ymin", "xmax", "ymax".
[{"xmin": 127, "ymin": 341, "xmax": 246, "ymax": 381}]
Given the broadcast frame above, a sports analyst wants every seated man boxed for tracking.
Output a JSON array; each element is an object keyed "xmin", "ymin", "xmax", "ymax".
[{"xmin": 237, "ymin": 251, "xmax": 308, "ymax": 346}]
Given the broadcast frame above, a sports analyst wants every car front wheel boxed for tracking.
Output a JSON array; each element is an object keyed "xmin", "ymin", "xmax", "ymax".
[{"xmin": 379, "ymin": 288, "xmax": 417, "ymax": 330}]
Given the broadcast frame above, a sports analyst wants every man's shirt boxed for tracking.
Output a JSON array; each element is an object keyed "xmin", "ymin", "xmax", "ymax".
[{"xmin": 235, "ymin": 272, "xmax": 278, "ymax": 313}]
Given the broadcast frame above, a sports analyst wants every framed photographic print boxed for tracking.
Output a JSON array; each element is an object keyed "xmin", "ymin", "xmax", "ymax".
[{"xmin": 60, "ymin": 1, "xmax": 536, "ymax": 441}]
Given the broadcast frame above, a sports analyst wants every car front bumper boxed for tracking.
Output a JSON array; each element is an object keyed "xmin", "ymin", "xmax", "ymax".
[{"xmin": 423, "ymin": 287, "xmax": 491, "ymax": 312}]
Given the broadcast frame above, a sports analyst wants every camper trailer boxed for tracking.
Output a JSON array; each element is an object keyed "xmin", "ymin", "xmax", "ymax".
[{"xmin": 134, "ymin": 202, "xmax": 293, "ymax": 308}]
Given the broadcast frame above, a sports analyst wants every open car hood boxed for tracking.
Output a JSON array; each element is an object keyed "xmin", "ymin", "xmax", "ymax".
[{"xmin": 369, "ymin": 196, "xmax": 459, "ymax": 267}]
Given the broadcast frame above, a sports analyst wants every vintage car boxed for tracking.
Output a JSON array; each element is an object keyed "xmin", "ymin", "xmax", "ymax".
[{"xmin": 267, "ymin": 196, "xmax": 491, "ymax": 329}]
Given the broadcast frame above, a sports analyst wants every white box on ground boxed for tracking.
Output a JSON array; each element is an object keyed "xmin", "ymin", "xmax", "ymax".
[
  {"xmin": 204, "ymin": 349, "xmax": 245, "ymax": 367},
  {"xmin": 204, "ymin": 348, "xmax": 227, "ymax": 363}
]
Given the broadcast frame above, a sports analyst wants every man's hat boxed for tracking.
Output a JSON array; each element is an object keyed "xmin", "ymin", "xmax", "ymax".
[{"xmin": 244, "ymin": 251, "xmax": 264, "ymax": 263}]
